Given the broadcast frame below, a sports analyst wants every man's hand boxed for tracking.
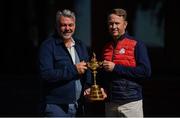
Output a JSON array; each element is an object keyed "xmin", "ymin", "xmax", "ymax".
[
  {"xmin": 75, "ymin": 61, "xmax": 87, "ymax": 75},
  {"xmin": 102, "ymin": 60, "xmax": 115, "ymax": 72},
  {"xmin": 84, "ymin": 88, "xmax": 91, "ymax": 96},
  {"xmin": 100, "ymin": 88, "xmax": 107, "ymax": 99}
]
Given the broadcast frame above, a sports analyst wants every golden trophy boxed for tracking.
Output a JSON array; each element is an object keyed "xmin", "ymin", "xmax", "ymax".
[{"xmin": 87, "ymin": 52, "xmax": 104, "ymax": 101}]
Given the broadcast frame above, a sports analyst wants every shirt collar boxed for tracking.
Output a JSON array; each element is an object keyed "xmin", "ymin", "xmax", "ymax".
[
  {"xmin": 70, "ymin": 38, "xmax": 75, "ymax": 47},
  {"xmin": 55, "ymin": 37, "xmax": 75, "ymax": 46},
  {"xmin": 118, "ymin": 31, "xmax": 128, "ymax": 40}
]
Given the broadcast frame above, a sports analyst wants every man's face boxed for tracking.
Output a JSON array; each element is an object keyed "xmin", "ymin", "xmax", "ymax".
[
  {"xmin": 108, "ymin": 14, "xmax": 127, "ymax": 39},
  {"xmin": 58, "ymin": 16, "xmax": 75, "ymax": 40}
]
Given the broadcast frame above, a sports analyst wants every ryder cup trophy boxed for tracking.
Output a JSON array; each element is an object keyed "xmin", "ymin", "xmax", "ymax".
[{"xmin": 87, "ymin": 52, "xmax": 104, "ymax": 101}]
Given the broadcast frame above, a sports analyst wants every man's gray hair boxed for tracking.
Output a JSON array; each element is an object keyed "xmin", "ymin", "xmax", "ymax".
[{"xmin": 56, "ymin": 9, "xmax": 76, "ymax": 27}]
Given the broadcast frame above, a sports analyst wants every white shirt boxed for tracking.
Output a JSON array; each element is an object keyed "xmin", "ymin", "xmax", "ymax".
[{"xmin": 66, "ymin": 39, "xmax": 76, "ymax": 64}]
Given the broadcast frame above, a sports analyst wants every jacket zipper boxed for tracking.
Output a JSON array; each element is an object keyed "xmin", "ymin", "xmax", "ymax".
[{"xmin": 112, "ymin": 41, "xmax": 118, "ymax": 62}]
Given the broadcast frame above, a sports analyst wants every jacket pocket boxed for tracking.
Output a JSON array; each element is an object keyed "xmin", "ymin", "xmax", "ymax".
[{"xmin": 54, "ymin": 55, "xmax": 71, "ymax": 68}]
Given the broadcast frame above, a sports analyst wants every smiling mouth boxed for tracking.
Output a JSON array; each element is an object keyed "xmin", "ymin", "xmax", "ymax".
[
  {"xmin": 63, "ymin": 32, "xmax": 72, "ymax": 35},
  {"xmin": 111, "ymin": 29, "xmax": 118, "ymax": 32},
  {"xmin": 112, "ymin": 31, "xmax": 118, "ymax": 34}
]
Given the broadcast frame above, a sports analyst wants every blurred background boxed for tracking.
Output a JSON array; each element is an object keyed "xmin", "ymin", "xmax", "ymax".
[{"xmin": 1, "ymin": 0, "xmax": 180, "ymax": 116}]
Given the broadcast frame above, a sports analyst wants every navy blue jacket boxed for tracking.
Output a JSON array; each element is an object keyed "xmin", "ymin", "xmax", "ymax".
[
  {"xmin": 38, "ymin": 33, "xmax": 91, "ymax": 104},
  {"xmin": 100, "ymin": 32, "xmax": 151, "ymax": 104}
]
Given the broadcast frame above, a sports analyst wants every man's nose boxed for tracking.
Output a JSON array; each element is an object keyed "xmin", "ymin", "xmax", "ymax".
[
  {"xmin": 65, "ymin": 25, "xmax": 70, "ymax": 30},
  {"xmin": 112, "ymin": 23, "xmax": 117, "ymax": 28}
]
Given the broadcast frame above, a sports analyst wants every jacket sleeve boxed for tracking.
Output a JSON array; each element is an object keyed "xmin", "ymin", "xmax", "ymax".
[
  {"xmin": 38, "ymin": 41, "xmax": 79, "ymax": 83},
  {"xmin": 113, "ymin": 41, "xmax": 151, "ymax": 79},
  {"xmin": 79, "ymin": 42, "xmax": 92, "ymax": 88}
]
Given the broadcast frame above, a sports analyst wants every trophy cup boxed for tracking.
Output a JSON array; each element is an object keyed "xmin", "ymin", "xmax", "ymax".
[{"xmin": 87, "ymin": 52, "xmax": 104, "ymax": 101}]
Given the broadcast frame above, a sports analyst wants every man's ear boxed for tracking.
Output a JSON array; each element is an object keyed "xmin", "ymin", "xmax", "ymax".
[{"xmin": 124, "ymin": 21, "xmax": 128, "ymax": 28}]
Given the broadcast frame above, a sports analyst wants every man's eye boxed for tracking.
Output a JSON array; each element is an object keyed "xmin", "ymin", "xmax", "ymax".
[
  {"xmin": 60, "ymin": 24, "xmax": 66, "ymax": 27},
  {"xmin": 108, "ymin": 23, "xmax": 113, "ymax": 25},
  {"xmin": 69, "ymin": 24, "xmax": 74, "ymax": 27}
]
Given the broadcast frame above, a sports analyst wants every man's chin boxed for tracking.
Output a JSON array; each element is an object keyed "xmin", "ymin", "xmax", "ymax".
[
  {"xmin": 112, "ymin": 34, "xmax": 119, "ymax": 37},
  {"xmin": 62, "ymin": 35, "xmax": 72, "ymax": 39},
  {"xmin": 112, "ymin": 35, "xmax": 121, "ymax": 40}
]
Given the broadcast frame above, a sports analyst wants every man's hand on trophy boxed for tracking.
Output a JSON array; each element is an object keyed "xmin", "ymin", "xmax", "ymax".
[
  {"xmin": 100, "ymin": 88, "xmax": 107, "ymax": 99},
  {"xmin": 84, "ymin": 88, "xmax": 91, "ymax": 96},
  {"xmin": 75, "ymin": 61, "xmax": 87, "ymax": 75},
  {"xmin": 102, "ymin": 60, "xmax": 115, "ymax": 72}
]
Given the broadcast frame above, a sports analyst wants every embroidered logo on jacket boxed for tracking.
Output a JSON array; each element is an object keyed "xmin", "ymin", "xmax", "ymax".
[{"xmin": 119, "ymin": 48, "xmax": 125, "ymax": 54}]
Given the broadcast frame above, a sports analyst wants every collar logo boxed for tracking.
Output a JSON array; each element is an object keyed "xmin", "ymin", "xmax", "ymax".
[{"xmin": 119, "ymin": 48, "xmax": 125, "ymax": 54}]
